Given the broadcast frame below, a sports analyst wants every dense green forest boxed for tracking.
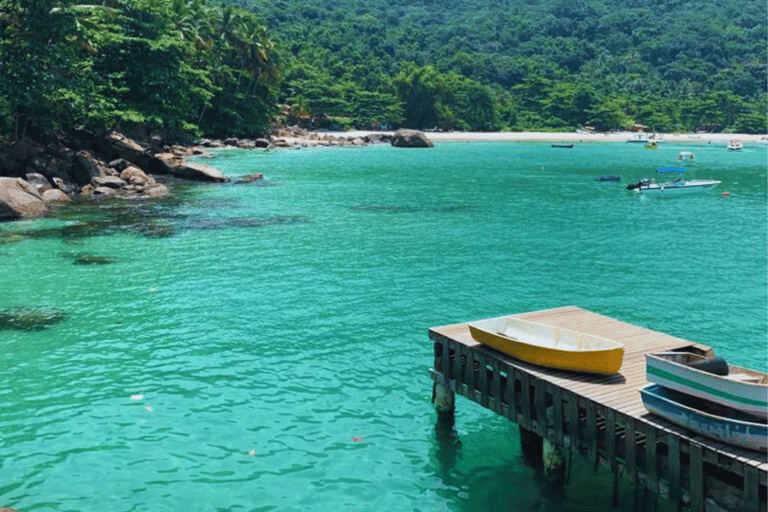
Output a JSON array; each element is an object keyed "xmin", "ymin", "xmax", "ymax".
[
  {"xmin": 0, "ymin": 0, "xmax": 281, "ymax": 142},
  {"xmin": 244, "ymin": 0, "xmax": 766, "ymax": 133},
  {"xmin": 0, "ymin": 0, "xmax": 765, "ymax": 143}
]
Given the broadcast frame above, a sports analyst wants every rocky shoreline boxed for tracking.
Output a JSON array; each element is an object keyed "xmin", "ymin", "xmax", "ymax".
[
  {"xmin": 0, "ymin": 127, "xmax": 430, "ymax": 222},
  {"xmin": 5, "ymin": 124, "xmax": 761, "ymax": 221}
]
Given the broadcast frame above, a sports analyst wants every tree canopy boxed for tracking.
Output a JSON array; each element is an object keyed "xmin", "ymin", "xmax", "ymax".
[
  {"xmin": 0, "ymin": 0, "xmax": 280, "ymax": 141},
  {"xmin": 1, "ymin": 0, "xmax": 765, "ymax": 142},
  {"xmin": 247, "ymin": 0, "xmax": 766, "ymax": 133}
]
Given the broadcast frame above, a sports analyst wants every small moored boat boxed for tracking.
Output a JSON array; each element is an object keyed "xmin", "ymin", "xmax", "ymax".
[
  {"xmin": 595, "ymin": 175, "xmax": 621, "ymax": 182},
  {"xmin": 646, "ymin": 349, "xmax": 767, "ymax": 419},
  {"xmin": 640, "ymin": 384, "xmax": 767, "ymax": 452},
  {"xmin": 727, "ymin": 141, "xmax": 743, "ymax": 151},
  {"xmin": 645, "ymin": 141, "xmax": 659, "ymax": 149},
  {"xmin": 626, "ymin": 133, "xmax": 650, "ymax": 143},
  {"xmin": 467, "ymin": 317, "xmax": 624, "ymax": 374},
  {"xmin": 676, "ymin": 152, "xmax": 695, "ymax": 165},
  {"xmin": 656, "ymin": 166, "xmax": 687, "ymax": 174},
  {"xmin": 552, "ymin": 144, "xmax": 574, "ymax": 148}
]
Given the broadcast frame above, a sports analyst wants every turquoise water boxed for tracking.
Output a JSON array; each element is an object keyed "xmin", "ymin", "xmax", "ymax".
[{"xmin": 1, "ymin": 141, "xmax": 766, "ymax": 512}]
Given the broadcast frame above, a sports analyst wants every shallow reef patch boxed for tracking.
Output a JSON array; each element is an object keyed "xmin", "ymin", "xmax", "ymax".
[{"xmin": 0, "ymin": 306, "xmax": 68, "ymax": 331}]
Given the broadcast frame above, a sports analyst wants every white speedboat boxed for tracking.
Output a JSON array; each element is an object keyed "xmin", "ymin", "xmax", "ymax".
[
  {"xmin": 626, "ymin": 177, "xmax": 721, "ymax": 195},
  {"xmin": 626, "ymin": 133, "xmax": 650, "ymax": 143},
  {"xmin": 727, "ymin": 140, "xmax": 743, "ymax": 151}
]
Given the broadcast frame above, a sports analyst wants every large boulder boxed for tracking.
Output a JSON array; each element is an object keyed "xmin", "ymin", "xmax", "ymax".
[
  {"xmin": 0, "ymin": 177, "xmax": 47, "ymax": 220},
  {"xmin": 120, "ymin": 165, "xmax": 155, "ymax": 186},
  {"xmin": 391, "ymin": 129, "xmax": 433, "ymax": 148},
  {"xmin": 51, "ymin": 177, "xmax": 76, "ymax": 195},
  {"xmin": 101, "ymin": 132, "xmax": 151, "ymax": 170},
  {"xmin": 25, "ymin": 173, "xmax": 53, "ymax": 194},
  {"xmin": 42, "ymin": 189, "xmax": 71, "ymax": 202},
  {"xmin": 92, "ymin": 175, "xmax": 127, "ymax": 189},
  {"xmin": 142, "ymin": 183, "xmax": 169, "ymax": 197},
  {"xmin": 71, "ymin": 151, "xmax": 108, "ymax": 186},
  {"xmin": 175, "ymin": 161, "xmax": 229, "ymax": 183},
  {"xmin": 149, "ymin": 153, "xmax": 229, "ymax": 183}
]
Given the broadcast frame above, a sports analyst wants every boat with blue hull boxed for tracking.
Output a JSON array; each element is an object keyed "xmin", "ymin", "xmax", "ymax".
[
  {"xmin": 656, "ymin": 166, "xmax": 687, "ymax": 174},
  {"xmin": 640, "ymin": 384, "xmax": 768, "ymax": 452}
]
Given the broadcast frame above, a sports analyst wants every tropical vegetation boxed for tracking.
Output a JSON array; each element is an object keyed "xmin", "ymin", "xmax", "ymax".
[
  {"xmin": 0, "ymin": 0, "xmax": 280, "ymax": 142},
  {"xmin": 0, "ymin": 0, "xmax": 765, "ymax": 143},
  {"xmin": 249, "ymin": 0, "xmax": 767, "ymax": 133}
]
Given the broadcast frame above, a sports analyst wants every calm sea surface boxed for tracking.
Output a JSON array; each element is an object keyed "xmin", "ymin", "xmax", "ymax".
[{"xmin": 1, "ymin": 141, "xmax": 766, "ymax": 512}]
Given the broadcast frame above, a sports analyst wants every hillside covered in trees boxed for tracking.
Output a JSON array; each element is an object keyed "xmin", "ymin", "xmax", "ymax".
[
  {"xmin": 0, "ymin": 0, "xmax": 765, "ymax": 144},
  {"xmin": 245, "ymin": 0, "xmax": 766, "ymax": 134}
]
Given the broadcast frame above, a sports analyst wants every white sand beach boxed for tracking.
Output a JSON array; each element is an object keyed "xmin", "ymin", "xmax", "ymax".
[{"xmin": 324, "ymin": 130, "xmax": 767, "ymax": 144}]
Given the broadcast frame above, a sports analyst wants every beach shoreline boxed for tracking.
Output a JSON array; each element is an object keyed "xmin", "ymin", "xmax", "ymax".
[{"xmin": 317, "ymin": 130, "xmax": 768, "ymax": 145}]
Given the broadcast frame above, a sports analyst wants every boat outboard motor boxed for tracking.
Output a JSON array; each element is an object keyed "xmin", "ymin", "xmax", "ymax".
[
  {"xmin": 626, "ymin": 179, "xmax": 650, "ymax": 191},
  {"xmin": 689, "ymin": 356, "xmax": 729, "ymax": 376}
]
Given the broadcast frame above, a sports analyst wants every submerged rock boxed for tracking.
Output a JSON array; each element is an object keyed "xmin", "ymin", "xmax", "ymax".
[
  {"xmin": 233, "ymin": 173, "xmax": 264, "ymax": 184},
  {"xmin": 0, "ymin": 306, "xmax": 67, "ymax": 331},
  {"xmin": 60, "ymin": 251, "xmax": 117, "ymax": 265}
]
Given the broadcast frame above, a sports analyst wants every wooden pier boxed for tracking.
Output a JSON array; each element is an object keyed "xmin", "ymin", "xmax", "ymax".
[{"xmin": 429, "ymin": 306, "xmax": 767, "ymax": 512}]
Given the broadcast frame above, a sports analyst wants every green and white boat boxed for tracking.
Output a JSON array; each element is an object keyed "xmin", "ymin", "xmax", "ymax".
[{"xmin": 646, "ymin": 348, "xmax": 768, "ymax": 420}]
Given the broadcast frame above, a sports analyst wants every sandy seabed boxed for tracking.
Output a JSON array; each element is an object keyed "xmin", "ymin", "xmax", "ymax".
[{"xmin": 323, "ymin": 130, "xmax": 768, "ymax": 145}]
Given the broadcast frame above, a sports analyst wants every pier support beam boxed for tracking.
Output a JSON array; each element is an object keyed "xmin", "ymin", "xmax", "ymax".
[
  {"xmin": 433, "ymin": 381, "xmax": 455, "ymax": 414},
  {"xmin": 432, "ymin": 374, "xmax": 455, "ymax": 425},
  {"xmin": 543, "ymin": 438, "xmax": 567, "ymax": 485},
  {"xmin": 519, "ymin": 426, "xmax": 543, "ymax": 468},
  {"xmin": 519, "ymin": 427, "xmax": 566, "ymax": 484}
]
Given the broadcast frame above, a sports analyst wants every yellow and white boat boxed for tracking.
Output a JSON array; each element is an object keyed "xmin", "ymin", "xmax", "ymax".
[{"xmin": 468, "ymin": 317, "xmax": 624, "ymax": 375}]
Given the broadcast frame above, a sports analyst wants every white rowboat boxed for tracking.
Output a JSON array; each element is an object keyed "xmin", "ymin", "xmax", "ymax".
[{"xmin": 646, "ymin": 349, "xmax": 767, "ymax": 420}]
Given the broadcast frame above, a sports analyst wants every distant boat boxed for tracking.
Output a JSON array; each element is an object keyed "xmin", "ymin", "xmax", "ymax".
[
  {"xmin": 645, "ymin": 141, "xmax": 659, "ymax": 149},
  {"xmin": 676, "ymin": 152, "xmax": 695, "ymax": 165},
  {"xmin": 727, "ymin": 141, "xmax": 743, "ymax": 151},
  {"xmin": 640, "ymin": 384, "xmax": 767, "ymax": 452},
  {"xmin": 646, "ymin": 349, "xmax": 767, "ymax": 419},
  {"xmin": 467, "ymin": 317, "xmax": 624, "ymax": 375},
  {"xmin": 627, "ymin": 133, "xmax": 650, "ymax": 143},
  {"xmin": 595, "ymin": 175, "xmax": 621, "ymax": 181},
  {"xmin": 626, "ymin": 177, "xmax": 721, "ymax": 195},
  {"xmin": 552, "ymin": 144, "xmax": 574, "ymax": 148}
]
